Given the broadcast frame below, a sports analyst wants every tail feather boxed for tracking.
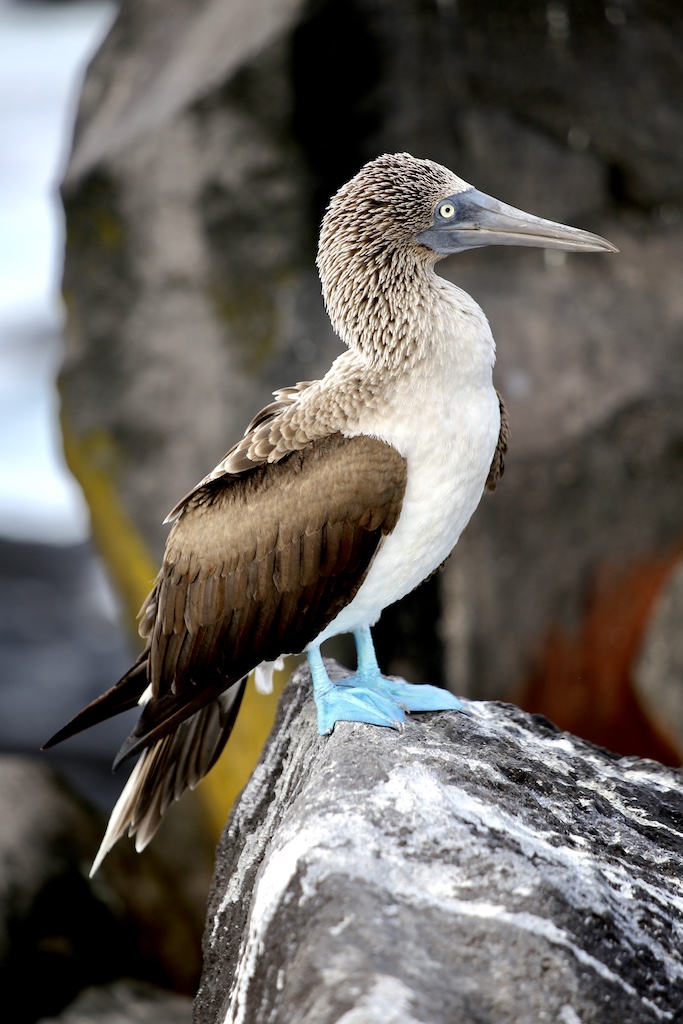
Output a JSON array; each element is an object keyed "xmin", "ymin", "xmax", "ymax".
[
  {"xmin": 90, "ymin": 675, "xmax": 248, "ymax": 875},
  {"xmin": 111, "ymin": 670, "xmax": 243, "ymax": 770},
  {"xmin": 42, "ymin": 655, "xmax": 148, "ymax": 750}
]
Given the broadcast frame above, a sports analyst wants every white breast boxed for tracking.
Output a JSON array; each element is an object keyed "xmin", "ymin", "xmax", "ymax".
[{"xmin": 312, "ymin": 281, "xmax": 500, "ymax": 647}]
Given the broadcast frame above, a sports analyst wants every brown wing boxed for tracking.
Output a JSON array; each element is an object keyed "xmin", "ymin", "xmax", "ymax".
[
  {"xmin": 485, "ymin": 390, "xmax": 510, "ymax": 492},
  {"xmin": 47, "ymin": 432, "xmax": 407, "ymax": 768}
]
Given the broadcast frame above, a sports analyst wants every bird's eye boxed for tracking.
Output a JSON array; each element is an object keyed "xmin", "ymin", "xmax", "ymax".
[{"xmin": 439, "ymin": 202, "xmax": 456, "ymax": 219}]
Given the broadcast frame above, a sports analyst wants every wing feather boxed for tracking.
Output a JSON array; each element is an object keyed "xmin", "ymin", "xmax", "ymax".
[
  {"xmin": 118, "ymin": 433, "xmax": 405, "ymax": 759},
  {"xmin": 338, "ymin": 519, "xmax": 359, "ymax": 572},
  {"xmin": 486, "ymin": 390, "xmax": 510, "ymax": 492},
  {"xmin": 320, "ymin": 520, "xmax": 343, "ymax": 575},
  {"xmin": 47, "ymin": 431, "xmax": 407, "ymax": 860}
]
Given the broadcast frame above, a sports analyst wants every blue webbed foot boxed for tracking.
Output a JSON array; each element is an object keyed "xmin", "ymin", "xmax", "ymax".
[
  {"xmin": 307, "ymin": 644, "xmax": 404, "ymax": 734},
  {"xmin": 353, "ymin": 674, "xmax": 465, "ymax": 714},
  {"xmin": 306, "ymin": 628, "xmax": 465, "ymax": 736},
  {"xmin": 314, "ymin": 681, "xmax": 406, "ymax": 735}
]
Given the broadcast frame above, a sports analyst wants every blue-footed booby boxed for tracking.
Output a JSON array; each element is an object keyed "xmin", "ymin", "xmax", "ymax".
[{"xmin": 44, "ymin": 153, "xmax": 617, "ymax": 870}]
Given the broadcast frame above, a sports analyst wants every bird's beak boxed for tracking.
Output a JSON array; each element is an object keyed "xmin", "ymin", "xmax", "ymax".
[{"xmin": 417, "ymin": 187, "xmax": 618, "ymax": 255}]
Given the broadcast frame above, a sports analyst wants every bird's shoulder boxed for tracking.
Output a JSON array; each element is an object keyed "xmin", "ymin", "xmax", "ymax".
[
  {"xmin": 165, "ymin": 379, "xmax": 319, "ymax": 522},
  {"xmin": 166, "ymin": 354, "xmax": 390, "ymax": 523}
]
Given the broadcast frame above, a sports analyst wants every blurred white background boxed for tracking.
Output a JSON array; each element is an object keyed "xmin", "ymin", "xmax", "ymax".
[
  {"xmin": 0, "ymin": 1, "xmax": 136, "ymax": 806},
  {"xmin": 0, "ymin": 0, "xmax": 116, "ymax": 543}
]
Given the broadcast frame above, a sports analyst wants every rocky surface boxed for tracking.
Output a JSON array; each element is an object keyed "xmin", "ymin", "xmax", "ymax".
[
  {"xmin": 197, "ymin": 661, "xmax": 683, "ymax": 1024},
  {"xmin": 0, "ymin": 755, "xmax": 205, "ymax": 1022},
  {"xmin": 37, "ymin": 980, "xmax": 191, "ymax": 1024}
]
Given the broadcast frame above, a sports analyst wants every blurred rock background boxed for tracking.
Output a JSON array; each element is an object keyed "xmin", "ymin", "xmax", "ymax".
[{"xmin": 2, "ymin": 0, "xmax": 683, "ymax": 1018}]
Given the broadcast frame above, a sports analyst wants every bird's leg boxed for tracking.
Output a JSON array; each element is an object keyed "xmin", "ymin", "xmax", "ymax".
[
  {"xmin": 349, "ymin": 627, "xmax": 465, "ymax": 714},
  {"xmin": 306, "ymin": 644, "xmax": 405, "ymax": 735},
  {"xmin": 353, "ymin": 625, "xmax": 382, "ymax": 678},
  {"xmin": 306, "ymin": 629, "xmax": 464, "ymax": 735}
]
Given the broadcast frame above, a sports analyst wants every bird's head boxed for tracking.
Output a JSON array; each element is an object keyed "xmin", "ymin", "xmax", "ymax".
[
  {"xmin": 318, "ymin": 153, "xmax": 469, "ymax": 357},
  {"xmin": 318, "ymin": 152, "xmax": 472, "ymax": 264},
  {"xmin": 317, "ymin": 152, "xmax": 617, "ymax": 360}
]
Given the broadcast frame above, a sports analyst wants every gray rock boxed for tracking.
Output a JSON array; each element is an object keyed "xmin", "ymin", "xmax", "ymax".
[
  {"xmin": 37, "ymin": 980, "xmax": 191, "ymax": 1024},
  {"xmin": 0, "ymin": 755, "xmax": 118, "ymax": 1021},
  {"xmin": 197, "ymin": 661, "xmax": 683, "ymax": 1024},
  {"xmin": 61, "ymin": 0, "xmax": 332, "ymax": 559},
  {"xmin": 0, "ymin": 756, "xmax": 204, "ymax": 1021}
]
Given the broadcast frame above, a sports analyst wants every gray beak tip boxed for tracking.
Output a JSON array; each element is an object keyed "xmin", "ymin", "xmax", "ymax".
[{"xmin": 582, "ymin": 234, "xmax": 619, "ymax": 255}]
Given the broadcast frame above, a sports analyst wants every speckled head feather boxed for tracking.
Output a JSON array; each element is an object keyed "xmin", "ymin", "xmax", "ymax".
[
  {"xmin": 320, "ymin": 153, "xmax": 469, "ymax": 250},
  {"xmin": 317, "ymin": 153, "xmax": 471, "ymax": 362}
]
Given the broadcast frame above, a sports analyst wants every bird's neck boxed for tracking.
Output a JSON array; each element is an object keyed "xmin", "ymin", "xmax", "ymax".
[{"xmin": 320, "ymin": 245, "xmax": 496, "ymax": 384}]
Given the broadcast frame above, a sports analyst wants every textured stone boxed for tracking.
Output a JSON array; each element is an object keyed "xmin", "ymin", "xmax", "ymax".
[
  {"xmin": 0, "ymin": 756, "xmax": 204, "ymax": 1021},
  {"xmin": 197, "ymin": 662, "xmax": 683, "ymax": 1024},
  {"xmin": 37, "ymin": 981, "xmax": 191, "ymax": 1024}
]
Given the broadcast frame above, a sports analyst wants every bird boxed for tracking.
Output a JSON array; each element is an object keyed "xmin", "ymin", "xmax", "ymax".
[{"xmin": 44, "ymin": 152, "xmax": 617, "ymax": 871}]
